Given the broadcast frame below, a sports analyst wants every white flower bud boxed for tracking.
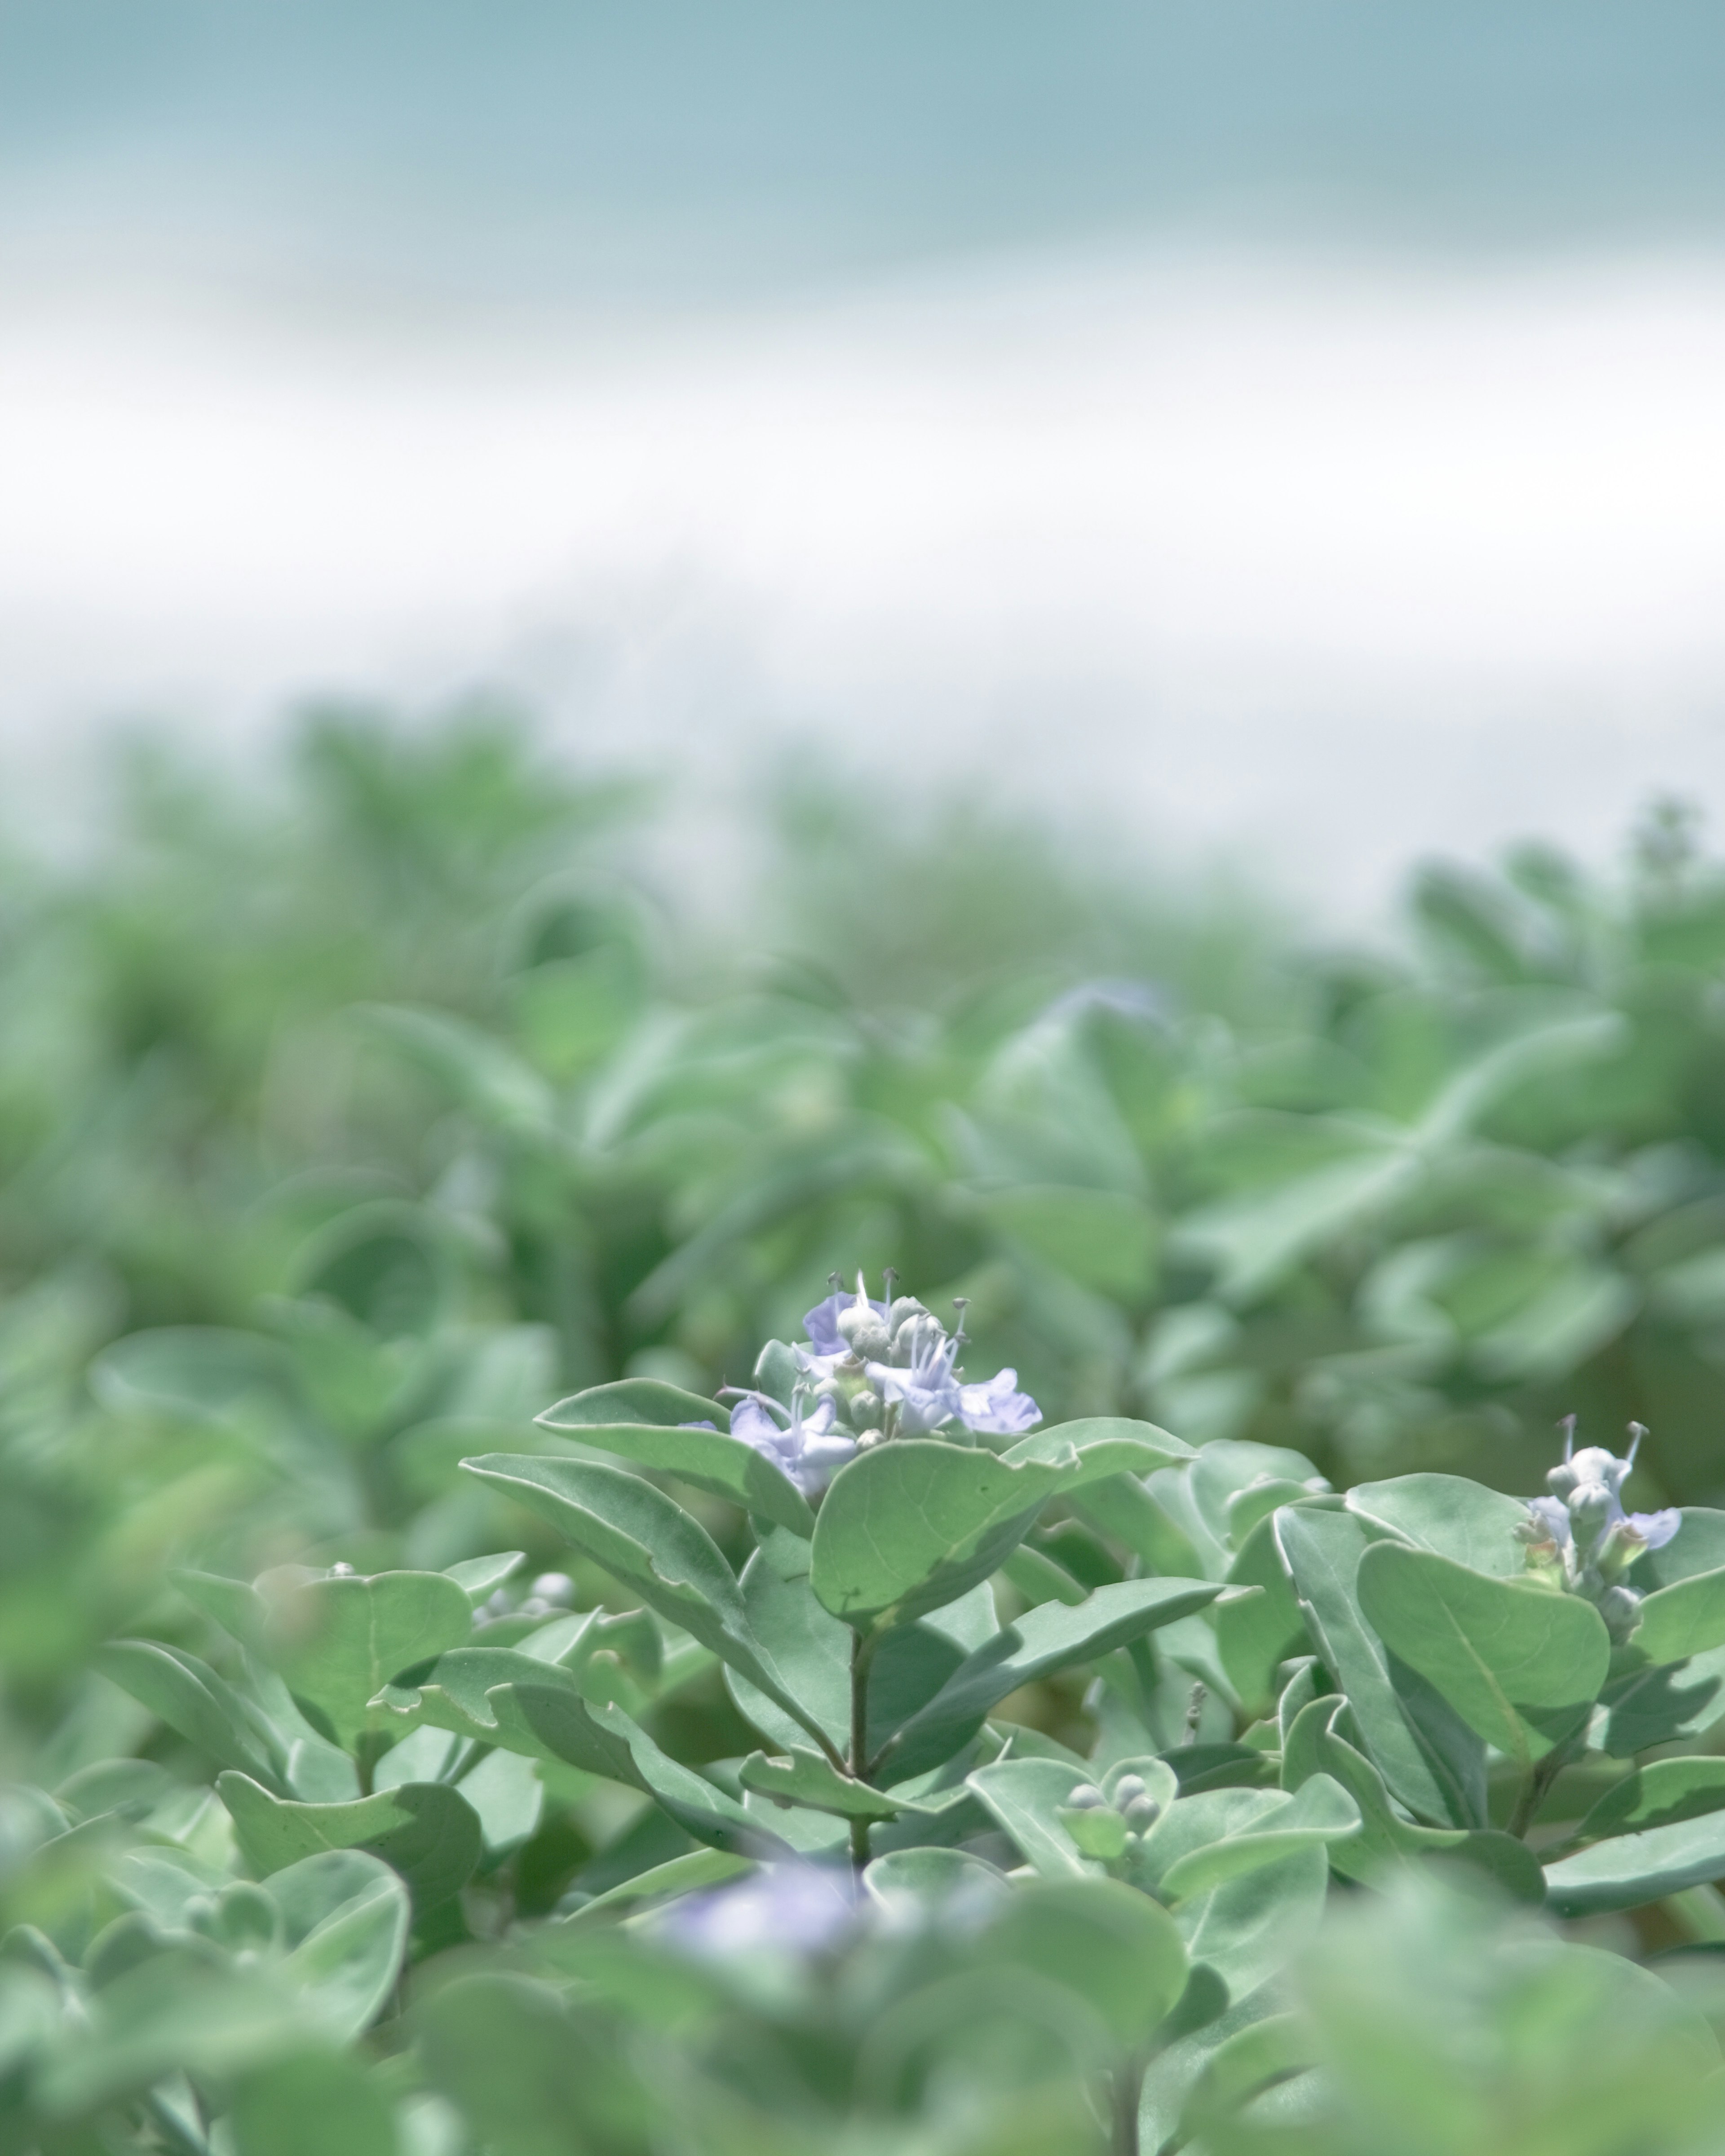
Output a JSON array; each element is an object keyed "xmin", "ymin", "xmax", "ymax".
[{"xmin": 1066, "ymin": 1783, "xmax": 1106, "ymax": 1810}]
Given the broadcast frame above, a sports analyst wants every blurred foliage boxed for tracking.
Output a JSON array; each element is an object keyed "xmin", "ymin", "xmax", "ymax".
[
  {"xmin": 5, "ymin": 707, "xmax": 1725, "ymax": 2150},
  {"xmin": 4, "ymin": 715, "xmax": 1725, "ymax": 1738}
]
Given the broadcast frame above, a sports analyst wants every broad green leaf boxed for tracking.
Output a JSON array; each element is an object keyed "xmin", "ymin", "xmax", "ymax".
[
  {"xmin": 1630, "ymin": 1508, "xmax": 1725, "ymax": 1590},
  {"xmin": 1001, "ymin": 1417, "xmax": 1195, "ymax": 1475},
  {"xmin": 1595, "ymin": 1644, "xmax": 1725, "ymax": 1757},
  {"xmin": 270, "ymin": 1850, "xmax": 411, "ymax": 2041},
  {"xmin": 1189, "ymin": 1440, "xmax": 1324, "ymax": 1554},
  {"xmin": 1174, "ymin": 1847, "xmax": 1330, "ymax": 2008},
  {"xmin": 725, "ymin": 1541, "xmax": 852, "ymax": 1754},
  {"xmin": 740, "ymin": 1746, "xmax": 916, "ymax": 1820},
  {"xmin": 1573, "ymin": 1756, "xmax": 1725, "ymax": 1842},
  {"xmin": 876, "ymin": 1577, "xmax": 1221, "ymax": 1785},
  {"xmin": 811, "ymin": 1435, "xmax": 1137, "ymax": 1631},
  {"xmin": 967, "ymin": 1758, "xmax": 1097, "ymax": 1878},
  {"xmin": 1345, "ymin": 1473, "xmax": 1532, "ymax": 1577},
  {"xmin": 1545, "ymin": 1811, "xmax": 1725, "ymax": 1915},
  {"xmin": 537, "ymin": 1377, "xmax": 733, "ymax": 1433},
  {"xmin": 95, "ymin": 1640, "xmax": 285, "ymax": 1791},
  {"xmin": 988, "ymin": 1878, "xmax": 1189, "ymax": 2050},
  {"xmin": 89, "ymin": 1326, "xmax": 297, "ymax": 1421},
  {"xmin": 218, "ymin": 1771, "xmax": 482, "ymax": 1908},
  {"xmin": 414, "ymin": 1972, "xmax": 653, "ymax": 2153},
  {"xmin": 564, "ymin": 1847, "xmax": 754, "ymax": 1924},
  {"xmin": 171, "ymin": 1568, "xmax": 270, "ymax": 1652},
  {"xmin": 457, "ymin": 1745, "xmax": 543, "ymax": 1856},
  {"xmin": 1357, "ymin": 1543, "xmax": 1610, "ymax": 1768},
  {"xmin": 1635, "ymin": 1566, "xmax": 1725, "ymax": 1665},
  {"xmin": 1274, "ymin": 1508, "xmax": 1483, "ymax": 1828},
  {"xmin": 536, "ymin": 1416, "xmax": 813, "ymax": 1536},
  {"xmin": 262, "ymin": 1570, "xmax": 475, "ymax": 1751},
  {"xmin": 442, "ymin": 1551, "xmax": 526, "ymax": 1603},
  {"xmin": 863, "ymin": 1847, "xmax": 1012, "ymax": 1917},
  {"xmin": 461, "ymin": 1453, "xmax": 824, "ymax": 1743},
  {"xmin": 231, "ymin": 2051, "xmax": 398, "ymax": 2156},
  {"xmin": 376, "ymin": 1646, "xmax": 760, "ymax": 1840},
  {"xmin": 1216, "ymin": 1514, "xmax": 1310, "ymax": 1715},
  {"xmin": 1137, "ymin": 1779, "xmax": 1361, "ymax": 1901},
  {"xmin": 1280, "ymin": 1695, "xmax": 1544, "ymax": 1902},
  {"xmin": 373, "ymin": 1644, "xmax": 588, "ymax": 1754}
]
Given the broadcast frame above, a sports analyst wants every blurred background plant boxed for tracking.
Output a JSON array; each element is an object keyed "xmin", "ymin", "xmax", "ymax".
[{"xmin": 5, "ymin": 707, "xmax": 1725, "ymax": 1775}]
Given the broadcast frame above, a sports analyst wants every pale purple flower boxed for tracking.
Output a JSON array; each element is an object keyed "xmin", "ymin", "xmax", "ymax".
[
  {"xmin": 1620, "ymin": 1507, "xmax": 1681, "ymax": 1553},
  {"xmin": 867, "ymin": 1327, "xmax": 964, "ymax": 1435},
  {"xmin": 956, "ymin": 1367, "xmax": 1041, "ymax": 1436},
  {"xmin": 660, "ymin": 1862, "xmax": 857, "ymax": 1958},
  {"xmin": 729, "ymin": 1392, "xmax": 857, "ymax": 1496}
]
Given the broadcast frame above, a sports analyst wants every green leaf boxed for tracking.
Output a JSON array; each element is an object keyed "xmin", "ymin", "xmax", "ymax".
[
  {"xmin": 218, "ymin": 1771, "xmax": 482, "ymax": 1908},
  {"xmin": 811, "ymin": 1432, "xmax": 1153, "ymax": 1632},
  {"xmin": 724, "ymin": 1540, "xmax": 852, "ymax": 1754},
  {"xmin": 1357, "ymin": 1544, "xmax": 1610, "ymax": 1768},
  {"xmin": 1216, "ymin": 1514, "xmax": 1311, "ymax": 1716},
  {"xmin": 270, "ymin": 1850, "xmax": 411, "ymax": 2041},
  {"xmin": 1173, "ymin": 1850, "xmax": 1330, "ymax": 2011},
  {"xmin": 1280, "ymin": 1696, "xmax": 1544, "ymax": 1902},
  {"xmin": 564, "ymin": 1847, "xmax": 754, "ymax": 1925},
  {"xmin": 261, "ymin": 1570, "xmax": 475, "ymax": 1752},
  {"xmin": 231, "ymin": 2051, "xmax": 399, "ymax": 2156},
  {"xmin": 536, "ymin": 1415, "xmax": 813, "ymax": 1536},
  {"xmin": 442, "ymin": 1551, "xmax": 526, "ymax": 1604},
  {"xmin": 1595, "ymin": 1644, "xmax": 1725, "ymax": 1757},
  {"xmin": 380, "ymin": 1653, "xmax": 776, "ymax": 1855},
  {"xmin": 1002, "ymin": 1418, "xmax": 1195, "ymax": 1475},
  {"xmin": 95, "ymin": 1640, "xmax": 284, "ymax": 1791},
  {"xmin": 416, "ymin": 1972, "xmax": 650, "ymax": 2153},
  {"xmin": 1345, "ymin": 1473, "xmax": 1532, "ymax": 1577},
  {"xmin": 988, "ymin": 1878, "xmax": 1189, "ymax": 2050},
  {"xmin": 1544, "ymin": 1810, "xmax": 1725, "ymax": 1915},
  {"xmin": 537, "ymin": 1377, "xmax": 733, "ymax": 1433},
  {"xmin": 1573, "ymin": 1756, "xmax": 1725, "ymax": 1842},
  {"xmin": 1137, "ymin": 1778, "xmax": 1361, "ymax": 1901},
  {"xmin": 1274, "ymin": 1508, "xmax": 1483, "ymax": 1828},
  {"xmin": 1635, "ymin": 1567, "xmax": 1725, "ymax": 1665},
  {"xmin": 373, "ymin": 1644, "xmax": 588, "ymax": 1752},
  {"xmin": 460, "ymin": 1453, "xmax": 825, "ymax": 1745},
  {"xmin": 863, "ymin": 1847, "xmax": 1012, "ymax": 1917},
  {"xmin": 171, "ymin": 1568, "xmax": 270, "ymax": 1652},
  {"xmin": 739, "ymin": 1747, "xmax": 915, "ymax": 1820},
  {"xmin": 876, "ymin": 1577, "xmax": 1222, "ymax": 1784},
  {"xmin": 967, "ymin": 1758, "xmax": 1097, "ymax": 1878},
  {"xmin": 1630, "ymin": 1507, "xmax": 1725, "ymax": 1590}
]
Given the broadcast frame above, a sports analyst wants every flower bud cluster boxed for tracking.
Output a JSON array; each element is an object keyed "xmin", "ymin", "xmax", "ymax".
[
  {"xmin": 1518, "ymin": 1418, "xmax": 1679, "ymax": 1643},
  {"xmin": 720, "ymin": 1272, "xmax": 1044, "ymax": 1497},
  {"xmin": 1057, "ymin": 1772, "xmax": 1163, "ymax": 1862},
  {"xmin": 475, "ymin": 1571, "xmax": 576, "ymax": 1630}
]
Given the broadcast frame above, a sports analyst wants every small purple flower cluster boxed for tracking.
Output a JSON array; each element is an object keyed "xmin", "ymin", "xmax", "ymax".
[
  {"xmin": 716, "ymin": 1274, "xmax": 1041, "ymax": 1497},
  {"xmin": 1521, "ymin": 1418, "xmax": 1680, "ymax": 1640}
]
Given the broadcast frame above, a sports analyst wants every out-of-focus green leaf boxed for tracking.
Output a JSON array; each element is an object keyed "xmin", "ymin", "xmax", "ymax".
[
  {"xmin": 261, "ymin": 1570, "xmax": 475, "ymax": 1751},
  {"xmin": 218, "ymin": 1771, "xmax": 482, "ymax": 1907},
  {"xmin": 94, "ymin": 1640, "xmax": 285, "ymax": 1791}
]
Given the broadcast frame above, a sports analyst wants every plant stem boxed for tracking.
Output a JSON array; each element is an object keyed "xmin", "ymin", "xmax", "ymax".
[
  {"xmin": 849, "ymin": 1628, "xmax": 878, "ymax": 1872},
  {"xmin": 1111, "ymin": 2049, "xmax": 1147, "ymax": 2156},
  {"xmin": 1508, "ymin": 1742, "xmax": 1571, "ymax": 1839}
]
